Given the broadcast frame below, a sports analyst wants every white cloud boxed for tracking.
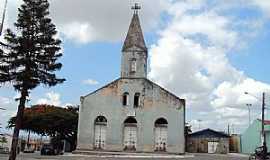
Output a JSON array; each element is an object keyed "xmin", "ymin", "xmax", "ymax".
[
  {"xmin": 170, "ymin": 11, "xmax": 238, "ymax": 49},
  {"xmin": 212, "ymin": 78, "xmax": 270, "ymax": 108},
  {"xmin": 36, "ymin": 92, "xmax": 61, "ymax": 106},
  {"xmin": 3, "ymin": 0, "xmax": 270, "ymax": 45},
  {"xmin": 50, "ymin": 0, "xmax": 167, "ymax": 43},
  {"xmin": 215, "ymin": 107, "xmax": 247, "ymax": 118},
  {"xmin": 149, "ymin": 0, "xmax": 270, "ymax": 133},
  {"xmin": 63, "ymin": 103, "xmax": 74, "ymax": 107},
  {"xmin": 252, "ymin": 0, "xmax": 270, "ymax": 17},
  {"xmin": 1, "ymin": 0, "xmax": 167, "ymax": 43},
  {"xmin": 61, "ymin": 22, "xmax": 96, "ymax": 44},
  {"xmin": 82, "ymin": 79, "xmax": 99, "ymax": 85}
]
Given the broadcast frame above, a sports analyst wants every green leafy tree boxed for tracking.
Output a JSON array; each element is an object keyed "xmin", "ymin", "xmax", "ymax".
[
  {"xmin": 0, "ymin": 0, "xmax": 65, "ymax": 159},
  {"xmin": 8, "ymin": 104, "xmax": 78, "ymax": 151}
]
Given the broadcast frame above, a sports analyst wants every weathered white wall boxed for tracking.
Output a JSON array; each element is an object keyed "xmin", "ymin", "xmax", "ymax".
[
  {"xmin": 121, "ymin": 46, "xmax": 147, "ymax": 78},
  {"xmin": 77, "ymin": 78, "xmax": 185, "ymax": 154}
]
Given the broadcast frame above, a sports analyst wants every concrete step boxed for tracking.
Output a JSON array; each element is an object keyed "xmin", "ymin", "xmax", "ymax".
[{"xmin": 72, "ymin": 150, "xmax": 194, "ymax": 158}]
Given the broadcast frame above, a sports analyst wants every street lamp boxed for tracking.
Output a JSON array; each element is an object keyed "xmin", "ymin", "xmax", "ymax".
[
  {"xmin": 244, "ymin": 92, "xmax": 261, "ymax": 100},
  {"xmin": 245, "ymin": 92, "xmax": 267, "ymax": 158}
]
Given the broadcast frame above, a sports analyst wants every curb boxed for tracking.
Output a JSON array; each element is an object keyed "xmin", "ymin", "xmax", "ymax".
[{"xmin": 64, "ymin": 153, "xmax": 195, "ymax": 159}]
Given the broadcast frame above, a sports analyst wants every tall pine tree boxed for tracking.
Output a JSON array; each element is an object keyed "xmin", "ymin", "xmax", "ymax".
[{"xmin": 0, "ymin": 0, "xmax": 65, "ymax": 159}]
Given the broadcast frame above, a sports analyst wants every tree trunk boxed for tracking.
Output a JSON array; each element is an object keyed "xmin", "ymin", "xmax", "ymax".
[{"xmin": 9, "ymin": 89, "xmax": 28, "ymax": 160}]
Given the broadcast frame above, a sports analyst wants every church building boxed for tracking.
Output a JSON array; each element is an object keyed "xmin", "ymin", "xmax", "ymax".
[{"xmin": 76, "ymin": 4, "xmax": 186, "ymax": 154}]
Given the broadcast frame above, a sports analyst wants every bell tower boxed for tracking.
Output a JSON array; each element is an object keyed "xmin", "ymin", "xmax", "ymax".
[{"xmin": 121, "ymin": 3, "xmax": 147, "ymax": 78}]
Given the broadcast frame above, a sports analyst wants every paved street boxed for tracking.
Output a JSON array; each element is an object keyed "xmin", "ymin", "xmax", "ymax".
[{"xmin": 0, "ymin": 153, "xmax": 249, "ymax": 160}]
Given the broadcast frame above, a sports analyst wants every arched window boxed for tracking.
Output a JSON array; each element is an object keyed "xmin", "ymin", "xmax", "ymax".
[
  {"xmin": 123, "ymin": 92, "xmax": 129, "ymax": 106},
  {"xmin": 95, "ymin": 116, "xmax": 107, "ymax": 124},
  {"xmin": 124, "ymin": 117, "xmax": 137, "ymax": 124},
  {"xmin": 131, "ymin": 59, "xmax": 136, "ymax": 72},
  {"xmin": 134, "ymin": 93, "xmax": 140, "ymax": 108},
  {"xmin": 155, "ymin": 118, "xmax": 168, "ymax": 127}
]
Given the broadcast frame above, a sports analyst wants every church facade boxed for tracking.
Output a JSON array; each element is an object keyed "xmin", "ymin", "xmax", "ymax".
[{"xmin": 76, "ymin": 8, "xmax": 186, "ymax": 154}]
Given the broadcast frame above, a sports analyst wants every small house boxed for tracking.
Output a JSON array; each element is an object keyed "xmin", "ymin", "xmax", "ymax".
[{"xmin": 187, "ymin": 128, "xmax": 230, "ymax": 154}]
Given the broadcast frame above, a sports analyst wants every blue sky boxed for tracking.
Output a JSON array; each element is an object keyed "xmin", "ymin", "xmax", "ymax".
[
  {"xmin": 229, "ymin": 30, "xmax": 270, "ymax": 84},
  {"xmin": 1, "ymin": 0, "xmax": 270, "ymax": 134}
]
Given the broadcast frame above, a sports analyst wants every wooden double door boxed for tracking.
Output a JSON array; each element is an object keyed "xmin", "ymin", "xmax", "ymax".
[
  {"xmin": 94, "ymin": 124, "xmax": 106, "ymax": 149},
  {"xmin": 123, "ymin": 126, "xmax": 137, "ymax": 150},
  {"xmin": 154, "ymin": 126, "xmax": 168, "ymax": 151}
]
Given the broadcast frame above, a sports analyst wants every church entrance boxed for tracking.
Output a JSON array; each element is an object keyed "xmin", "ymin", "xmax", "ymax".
[
  {"xmin": 154, "ymin": 118, "xmax": 168, "ymax": 152},
  {"xmin": 123, "ymin": 117, "xmax": 137, "ymax": 151},
  {"xmin": 94, "ymin": 116, "xmax": 107, "ymax": 150}
]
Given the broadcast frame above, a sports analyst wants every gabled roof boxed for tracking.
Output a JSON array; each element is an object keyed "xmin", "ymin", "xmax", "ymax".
[
  {"xmin": 82, "ymin": 78, "xmax": 185, "ymax": 106},
  {"xmin": 122, "ymin": 13, "xmax": 147, "ymax": 52},
  {"xmin": 189, "ymin": 128, "xmax": 230, "ymax": 138}
]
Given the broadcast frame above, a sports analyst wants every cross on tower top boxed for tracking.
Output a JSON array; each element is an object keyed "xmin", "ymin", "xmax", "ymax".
[{"xmin": 131, "ymin": 3, "xmax": 141, "ymax": 14}]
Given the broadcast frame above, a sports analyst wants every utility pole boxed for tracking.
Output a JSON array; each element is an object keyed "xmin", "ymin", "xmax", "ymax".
[
  {"xmin": 227, "ymin": 124, "xmax": 230, "ymax": 135},
  {"xmin": 262, "ymin": 92, "xmax": 267, "ymax": 158},
  {"xmin": 197, "ymin": 119, "xmax": 202, "ymax": 130}
]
